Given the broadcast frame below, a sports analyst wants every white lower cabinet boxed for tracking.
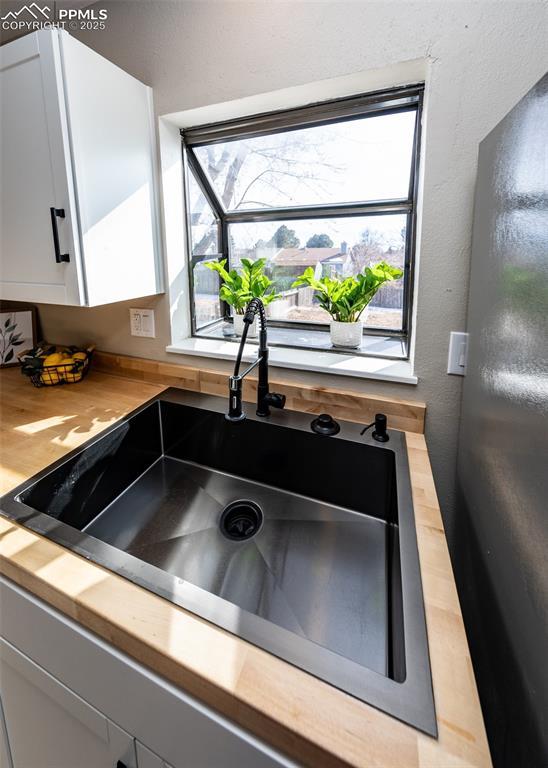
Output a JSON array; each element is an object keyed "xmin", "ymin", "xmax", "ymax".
[
  {"xmin": 0, "ymin": 578, "xmax": 296, "ymax": 768},
  {"xmin": 1, "ymin": 640, "xmax": 136, "ymax": 768}
]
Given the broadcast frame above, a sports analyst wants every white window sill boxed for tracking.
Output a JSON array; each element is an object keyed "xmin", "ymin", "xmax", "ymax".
[{"xmin": 166, "ymin": 337, "xmax": 417, "ymax": 385}]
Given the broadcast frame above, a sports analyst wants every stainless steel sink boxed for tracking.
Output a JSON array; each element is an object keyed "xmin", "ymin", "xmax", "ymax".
[{"xmin": 0, "ymin": 389, "xmax": 436, "ymax": 736}]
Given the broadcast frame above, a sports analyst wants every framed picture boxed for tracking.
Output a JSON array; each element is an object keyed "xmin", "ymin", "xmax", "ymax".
[{"xmin": 0, "ymin": 303, "xmax": 37, "ymax": 368}]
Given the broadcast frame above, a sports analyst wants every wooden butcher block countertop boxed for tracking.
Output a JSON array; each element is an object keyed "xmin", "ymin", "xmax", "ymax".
[{"xmin": 0, "ymin": 365, "xmax": 491, "ymax": 768}]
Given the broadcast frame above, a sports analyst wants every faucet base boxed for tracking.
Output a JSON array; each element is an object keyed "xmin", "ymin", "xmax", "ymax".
[{"xmin": 225, "ymin": 412, "xmax": 246, "ymax": 423}]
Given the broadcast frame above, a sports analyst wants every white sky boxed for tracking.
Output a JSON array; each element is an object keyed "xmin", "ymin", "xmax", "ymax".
[
  {"xmin": 192, "ymin": 109, "xmax": 415, "ymax": 252},
  {"xmin": 195, "ymin": 109, "xmax": 416, "ymax": 213}
]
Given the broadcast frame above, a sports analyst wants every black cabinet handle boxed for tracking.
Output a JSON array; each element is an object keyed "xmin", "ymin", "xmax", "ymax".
[{"xmin": 49, "ymin": 207, "xmax": 70, "ymax": 263}]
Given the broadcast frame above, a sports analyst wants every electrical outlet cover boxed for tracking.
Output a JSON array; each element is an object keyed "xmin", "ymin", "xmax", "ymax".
[
  {"xmin": 130, "ymin": 308, "xmax": 155, "ymax": 338},
  {"xmin": 447, "ymin": 331, "xmax": 469, "ymax": 375}
]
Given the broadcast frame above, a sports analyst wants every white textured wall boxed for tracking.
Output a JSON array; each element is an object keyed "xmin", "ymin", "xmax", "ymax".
[{"xmin": 35, "ymin": 0, "xmax": 548, "ymax": 541}]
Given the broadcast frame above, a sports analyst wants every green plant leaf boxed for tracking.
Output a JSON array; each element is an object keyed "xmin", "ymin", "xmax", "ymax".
[
  {"xmin": 210, "ymin": 257, "xmax": 280, "ymax": 310},
  {"xmin": 291, "ymin": 260, "xmax": 403, "ymax": 322}
]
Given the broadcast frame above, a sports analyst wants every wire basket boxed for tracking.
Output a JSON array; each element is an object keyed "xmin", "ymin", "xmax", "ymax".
[{"xmin": 19, "ymin": 344, "xmax": 94, "ymax": 388}]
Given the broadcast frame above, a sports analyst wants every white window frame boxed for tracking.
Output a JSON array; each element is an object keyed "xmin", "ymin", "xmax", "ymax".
[{"xmin": 160, "ymin": 64, "xmax": 427, "ymax": 384}]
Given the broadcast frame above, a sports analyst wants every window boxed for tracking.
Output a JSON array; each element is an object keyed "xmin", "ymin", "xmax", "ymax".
[{"xmin": 182, "ymin": 85, "xmax": 423, "ymax": 358}]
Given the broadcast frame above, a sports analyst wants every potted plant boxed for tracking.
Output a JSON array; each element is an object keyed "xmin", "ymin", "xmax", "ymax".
[
  {"xmin": 292, "ymin": 261, "xmax": 403, "ymax": 348},
  {"xmin": 206, "ymin": 257, "xmax": 280, "ymax": 337}
]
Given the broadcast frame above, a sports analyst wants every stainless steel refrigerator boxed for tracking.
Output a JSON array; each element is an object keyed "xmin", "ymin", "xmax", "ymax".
[{"xmin": 456, "ymin": 74, "xmax": 547, "ymax": 767}]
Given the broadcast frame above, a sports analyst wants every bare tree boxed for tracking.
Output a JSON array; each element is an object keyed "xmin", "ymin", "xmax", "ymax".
[
  {"xmin": 345, "ymin": 226, "xmax": 405, "ymax": 275},
  {"xmin": 190, "ymin": 132, "xmax": 343, "ymax": 257}
]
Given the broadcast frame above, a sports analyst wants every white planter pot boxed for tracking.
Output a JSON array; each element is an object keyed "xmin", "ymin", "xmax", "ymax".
[
  {"xmin": 330, "ymin": 319, "xmax": 363, "ymax": 349},
  {"xmin": 233, "ymin": 313, "xmax": 258, "ymax": 338}
]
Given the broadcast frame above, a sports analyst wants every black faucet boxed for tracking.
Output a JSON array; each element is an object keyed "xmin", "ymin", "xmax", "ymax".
[{"xmin": 227, "ymin": 298, "xmax": 286, "ymax": 421}]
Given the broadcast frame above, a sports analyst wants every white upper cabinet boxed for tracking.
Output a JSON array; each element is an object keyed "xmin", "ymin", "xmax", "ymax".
[{"xmin": 0, "ymin": 30, "xmax": 162, "ymax": 306}]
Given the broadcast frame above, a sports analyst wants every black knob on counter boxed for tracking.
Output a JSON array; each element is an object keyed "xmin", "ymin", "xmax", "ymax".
[{"xmin": 311, "ymin": 413, "xmax": 340, "ymax": 436}]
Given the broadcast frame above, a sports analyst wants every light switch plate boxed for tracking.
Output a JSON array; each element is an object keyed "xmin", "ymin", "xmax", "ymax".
[
  {"xmin": 447, "ymin": 331, "xmax": 469, "ymax": 375},
  {"xmin": 130, "ymin": 308, "xmax": 155, "ymax": 338}
]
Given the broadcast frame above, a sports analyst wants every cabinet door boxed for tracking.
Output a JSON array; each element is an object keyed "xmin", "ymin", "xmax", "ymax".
[
  {"xmin": 0, "ymin": 32, "xmax": 83, "ymax": 305},
  {"xmin": 59, "ymin": 31, "xmax": 162, "ymax": 306},
  {"xmin": 0, "ymin": 696, "xmax": 13, "ymax": 768},
  {"xmin": 136, "ymin": 742, "xmax": 173, "ymax": 768},
  {"xmin": 0, "ymin": 639, "xmax": 136, "ymax": 768}
]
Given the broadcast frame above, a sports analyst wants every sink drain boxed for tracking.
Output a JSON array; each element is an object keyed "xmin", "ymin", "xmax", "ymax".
[{"xmin": 220, "ymin": 500, "xmax": 263, "ymax": 541}]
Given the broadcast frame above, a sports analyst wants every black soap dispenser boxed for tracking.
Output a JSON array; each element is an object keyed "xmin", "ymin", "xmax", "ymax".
[{"xmin": 360, "ymin": 413, "xmax": 389, "ymax": 442}]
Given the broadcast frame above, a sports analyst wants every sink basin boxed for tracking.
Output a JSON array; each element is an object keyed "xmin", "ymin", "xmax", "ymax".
[{"xmin": 1, "ymin": 389, "xmax": 436, "ymax": 735}]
